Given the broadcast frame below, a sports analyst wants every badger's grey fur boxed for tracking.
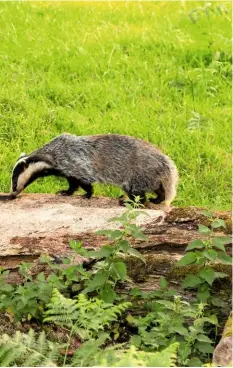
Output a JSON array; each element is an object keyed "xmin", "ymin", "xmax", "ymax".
[{"xmin": 10, "ymin": 134, "xmax": 178, "ymax": 205}]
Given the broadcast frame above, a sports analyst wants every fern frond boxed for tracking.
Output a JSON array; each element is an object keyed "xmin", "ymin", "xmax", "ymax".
[
  {"xmin": 71, "ymin": 332, "xmax": 110, "ymax": 367},
  {"xmin": 148, "ymin": 342, "xmax": 179, "ymax": 367},
  {"xmin": 0, "ymin": 330, "xmax": 60, "ymax": 367},
  {"xmin": 89, "ymin": 342, "xmax": 179, "ymax": 367},
  {"xmin": 44, "ymin": 288, "xmax": 131, "ymax": 339},
  {"xmin": 44, "ymin": 288, "xmax": 79, "ymax": 323}
]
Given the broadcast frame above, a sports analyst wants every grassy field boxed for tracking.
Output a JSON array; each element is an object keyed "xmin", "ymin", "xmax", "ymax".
[{"xmin": 0, "ymin": 1, "xmax": 231, "ymax": 209}]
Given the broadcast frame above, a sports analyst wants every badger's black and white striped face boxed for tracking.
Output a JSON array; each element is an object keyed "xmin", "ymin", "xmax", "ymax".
[{"xmin": 10, "ymin": 154, "xmax": 52, "ymax": 198}]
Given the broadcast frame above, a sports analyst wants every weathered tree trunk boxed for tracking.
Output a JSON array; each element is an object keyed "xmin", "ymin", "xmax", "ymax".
[
  {"xmin": 0, "ymin": 194, "xmax": 231, "ymax": 289},
  {"xmin": 213, "ymin": 313, "xmax": 232, "ymax": 367}
]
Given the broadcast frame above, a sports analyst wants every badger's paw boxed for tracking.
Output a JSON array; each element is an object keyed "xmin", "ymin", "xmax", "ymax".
[
  {"xmin": 82, "ymin": 193, "xmax": 92, "ymax": 199},
  {"xmin": 56, "ymin": 190, "xmax": 73, "ymax": 196}
]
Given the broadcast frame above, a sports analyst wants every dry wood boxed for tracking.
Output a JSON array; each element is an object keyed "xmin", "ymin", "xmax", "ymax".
[{"xmin": 0, "ymin": 194, "xmax": 231, "ymax": 289}]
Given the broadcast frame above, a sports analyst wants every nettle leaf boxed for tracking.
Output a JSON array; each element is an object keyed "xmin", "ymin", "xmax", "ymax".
[
  {"xmin": 212, "ymin": 241, "xmax": 225, "ymax": 252},
  {"xmin": 156, "ymin": 300, "xmax": 174, "ymax": 309},
  {"xmin": 178, "ymin": 341, "xmax": 192, "ymax": 360},
  {"xmin": 130, "ymin": 287, "xmax": 142, "ymax": 297},
  {"xmin": 100, "ymin": 284, "xmax": 117, "ymax": 303},
  {"xmin": 128, "ymin": 224, "xmax": 147, "ymax": 240},
  {"xmin": 197, "ymin": 285, "xmax": 210, "ymax": 302},
  {"xmin": 172, "ymin": 325, "xmax": 188, "ymax": 336},
  {"xmin": 214, "ymin": 271, "xmax": 228, "ymax": 279},
  {"xmin": 202, "ymin": 249, "xmax": 217, "ymax": 261},
  {"xmin": 0, "ymin": 284, "xmax": 14, "ymax": 293},
  {"xmin": 113, "ymin": 262, "xmax": 127, "ymax": 280},
  {"xmin": 118, "ymin": 240, "xmax": 129, "ymax": 252},
  {"xmin": 134, "ymin": 210, "xmax": 150, "ymax": 217},
  {"xmin": 217, "ymin": 252, "xmax": 232, "ymax": 264},
  {"xmin": 200, "ymin": 210, "xmax": 213, "ymax": 218},
  {"xmin": 130, "ymin": 335, "xmax": 142, "ymax": 347},
  {"xmin": 110, "ymin": 230, "xmax": 124, "ymax": 240},
  {"xmin": 195, "ymin": 341, "xmax": 214, "ymax": 354},
  {"xmin": 159, "ymin": 276, "xmax": 168, "ymax": 289},
  {"xmin": 187, "ymin": 357, "xmax": 203, "ymax": 367},
  {"xmin": 186, "ymin": 239, "xmax": 205, "ymax": 251},
  {"xmin": 198, "ymin": 224, "xmax": 211, "ymax": 235},
  {"xmin": 205, "ymin": 314, "xmax": 218, "ymax": 325},
  {"xmin": 36, "ymin": 272, "xmax": 45, "ymax": 282},
  {"xmin": 177, "ymin": 252, "xmax": 197, "ymax": 266},
  {"xmin": 211, "ymin": 296, "xmax": 227, "ymax": 307},
  {"xmin": 108, "ymin": 215, "xmax": 125, "ymax": 224},
  {"xmin": 196, "ymin": 334, "xmax": 213, "ymax": 343},
  {"xmin": 96, "ymin": 229, "xmax": 122, "ymax": 240},
  {"xmin": 84, "ymin": 270, "xmax": 109, "ymax": 292},
  {"xmin": 182, "ymin": 274, "xmax": 202, "ymax": 289},
  {"xmin": 127, "ymin": 247, "xmax": 146, "ymax": 263},
  {"xmin": 211, "ymin": 219, "xmax": 226, "ymax": 229},
  {"xmin": 70, "ymin": 240, "xmax": 89, "ymax": 257},
  {"xmin": 212, "ymin": 236, "xmax": 232, "ymax": 251},
  {"xmin": 196, "ymin": 315, "xmax": 218, "ymax": 326},
  {"xmin": 199, "ymin": 267, "xmax": 215, "ymax": 285},
  {"xmin": 213, "ymin": 236, "xmax": 232, "ymax": 246},
  {"xmin": 88, "ymin": 245, "xmax": 113, "ymax": 259},
  {"xmin": 195, "ymin": 257, "xmax": 205, "ymax": 265}
]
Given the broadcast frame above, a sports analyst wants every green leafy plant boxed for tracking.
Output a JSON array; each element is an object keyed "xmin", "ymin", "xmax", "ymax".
[
  {"xmin": 0, "ymin": 328, "xmax": 179, "ymax": 367},
  {"xmin": 69, "ymin": 332, "xmax": 110, "ymax": 367},
  {"xmin": 130, "ymin": 276, "xmax": 177, "ymax": 302},
  {"xmin": 0, "ymin": 266, "xmax": 55, "ymax": 321},
  {"xmin": 44, "ymin": 288, "xmax": 131, "ymax": 366},
  {"xmin": 74, "ymin": 342, "xmax": 179, "ymax": 367},
  {"xmin": 0, "ymin": 329, "xmax": 61, "ymax": 367},
  {"xmin": 128, "ymin": 294, "xmax": 217, "ymax": 366},
  {"xmin": 40, "ymin": 253, "xmax": 92, "ymax": 293},
  {"xmin": 177, "ymin": 213, "xmax": 231, "ymax": 302},
  {"xmin": 0, "ymin": 203, "xmax": 147, "ymax": 319},
  {"xmin": 71, "ymin": 203, "xmax": 148, "ymax": 303},
  {"xmin": 0, "ymin": 257, "xmax": 90, "ymax": 322},
  {"xmin": 44, "ymin": 288, "xmax": 131, "ymax": 340},
  {"xmin": 0, "ymin": 207, "xmax": 230, "ymax": 366}
]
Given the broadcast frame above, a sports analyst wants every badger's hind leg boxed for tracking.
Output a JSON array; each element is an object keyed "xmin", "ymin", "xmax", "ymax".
[
  {"xmin": 119, "ymin": 183, "xmax": 146, "ymax": 206},
  {"xmin": 80, "ymin": 182, "xmax": 94, "ymax": 199},
  {"xmin": 150, "ymin": 184, "xmax": 165, "ymax": 204},
  {"xmin": 57, "ymin": 176, "xmax": 80, "ymax": 196}
]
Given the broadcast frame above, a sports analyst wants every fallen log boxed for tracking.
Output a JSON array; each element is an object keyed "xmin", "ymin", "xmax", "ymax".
[
  {"xmin": 213, "ymin": 312, "xmax": 232, "ymax": 367},
  {"xmin": 0, "ymin": 193, "xmax": 232, "ymax": 340},
  {"xmin": 0, "ymin": 194, "xmax": 231, "ymax": 288}
]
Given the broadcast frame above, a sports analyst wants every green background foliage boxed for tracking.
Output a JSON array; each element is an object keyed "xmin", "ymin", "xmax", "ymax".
[{"xmin": 0, "ymin": 1, "xmax": 231, "ymax": 209}]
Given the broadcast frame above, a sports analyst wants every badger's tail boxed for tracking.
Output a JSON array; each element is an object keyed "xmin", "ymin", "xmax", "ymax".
[{"xmin": 160, "ymin": 159, "xmax": 179, "ymax": 206}]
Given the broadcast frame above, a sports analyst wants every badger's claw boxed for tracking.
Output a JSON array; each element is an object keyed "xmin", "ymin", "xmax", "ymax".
[
  {"xmin": 82, "ymin": 193, "xmax": 92, "ymax": 199},
  {"xmin": 56, "ymin": 190, "xmax": 73, "ymax": 196},
  {"xmin": 9, "ymin": 194, "xmax": 17, "ymax": 200},
  {"xmin": 119, "ymin": 198, "xmax": 126, "ymax": 206}
]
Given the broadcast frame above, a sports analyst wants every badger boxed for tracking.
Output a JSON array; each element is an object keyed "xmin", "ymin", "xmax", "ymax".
[{"xmin": 10, "ymin": 134, "xmax": 178, "ymax": 205}]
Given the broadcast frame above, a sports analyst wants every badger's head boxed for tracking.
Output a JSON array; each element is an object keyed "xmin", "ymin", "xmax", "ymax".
[{"xmin": 10, "ymin": 153, "xmax": 52, "ymax": 198}]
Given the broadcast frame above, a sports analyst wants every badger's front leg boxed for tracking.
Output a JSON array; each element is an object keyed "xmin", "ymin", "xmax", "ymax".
[{"xmin": 57, "ymin": 177, "xmax": 80, "ymax": 196}]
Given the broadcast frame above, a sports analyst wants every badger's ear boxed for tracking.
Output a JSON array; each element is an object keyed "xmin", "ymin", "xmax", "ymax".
[{"xmin": 19, "ymin": 152, "xmax": 26, "ymax": 158}]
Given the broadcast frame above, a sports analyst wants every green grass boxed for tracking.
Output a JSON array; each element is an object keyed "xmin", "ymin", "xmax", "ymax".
[{"xmin": 0, "ymin": 1, "xmax": 231, "ymax": 209}]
